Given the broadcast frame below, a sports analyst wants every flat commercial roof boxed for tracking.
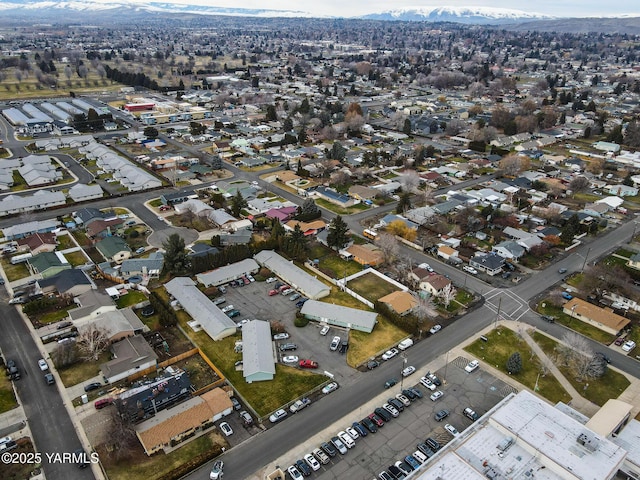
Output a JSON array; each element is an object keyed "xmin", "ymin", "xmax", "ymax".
[{"xmin": 300, "ymin": 300, "xmax": 377, "ymax": 333}]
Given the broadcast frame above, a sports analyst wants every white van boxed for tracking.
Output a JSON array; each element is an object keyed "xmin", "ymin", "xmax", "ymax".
[{"xmin": 398, "ymin": 338, "xmax": 414, "ymax": 351}]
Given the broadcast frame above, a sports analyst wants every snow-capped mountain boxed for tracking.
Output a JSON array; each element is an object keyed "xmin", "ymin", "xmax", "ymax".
[{"xmin": 361, "ymin": 6, "xmax": 554, "ymax": 24}]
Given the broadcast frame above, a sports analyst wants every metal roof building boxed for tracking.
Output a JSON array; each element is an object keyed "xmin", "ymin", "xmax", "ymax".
[
  {"xmin": 0, "ymin": 190, "xmax": 66, "ymax": 217},
  {"xmin": 241, "ymin": 320, "xmax": 275, "ymax": 383},
  {"xmin": 2, "ymin": 107, "xmax": 31, "ymax": 126},
  {"xmin": 196, "ymin": 258, "xmax": 259, "ymax": 287},
  {"xmin": 56, "ymin": 101, "xmax": 84, "ymax": 115},
  {"xmin": 22, "ymin": 103, "xmax": 53, "ymax": 123},
  {"xmin": 300, "ymin": 300, "xmax": 377, "ymax": 333},
  {"xmin": 40, "ymin": 102, "xmax": 72, "ymax": 122},
  {"xmin": 254, "ymin": 250, "xmax": 330, "ymax": 300},
  {"xmin": 164, "ymin": 277, "xmax": 237, "ymax": 341}
]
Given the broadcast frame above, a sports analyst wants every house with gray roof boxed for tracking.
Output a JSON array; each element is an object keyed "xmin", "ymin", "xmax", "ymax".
[
  {"xmin": 67, "ymin": 290, "xmax": 116, "ymax": 322},
  {"xmin": 101, "ymin": 335, "xmax": 158, "ymax": 384},
  {"xmin": 68, "ymin": 183, "xmax": 104, "ymax": 202},
  {"xmin": 300, "ymin": 300, "xmax": 377, "ymax": 333},
  {"xmin": 77, "ymin": 307, "xmax": 147, "ymax": 343},
  {"xmin": 28, "ymin": 251, "xmax": 71, "ymax": 278},
  {"xmin": 164, "ymin": 277, "xmax": 237, "ymax": 341},
  {"xmin": 38, "ymin": 268, "xmax": 94, "ymax": 296},
  {"xmin": 196, "ymin": 258, "xmax": 259, "ymax": 287},
  {"xmin": 470, "ymin": 253, "xmax": 505, "ymax": 276},
  {"xmin": 254, "ymin": 250, "xmax": 330, "ymax": 300},
  {"xmin": 492, "ymin": 241, "xmax": 525, "ymax": 261},
  {"xmin": 2, "ymin": 219, "xmax": 59, "ymax": 240},
  {"xmin": 120, "ymin": 252, "xmax": 164, "ymax": 278},
  {"xmin": 241, "ymin": 320, "xmax": 276, "ymax": 383},
  {"xmin": 0, "ymin": 191, "xmax": 66, "ymax": 217}
]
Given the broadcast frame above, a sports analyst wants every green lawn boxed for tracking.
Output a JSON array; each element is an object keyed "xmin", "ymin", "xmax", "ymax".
[
  {"xmin": 317, "ymin": 253, "xmax": 362, "ymax": 279},
  {"xmin": 71, "ymin": 229, "xmax": 91, "ymax": 247},
  {"xmin": 537, "ymin": 300, "xmax": 615, "ymax": 344},
  {"xmin": 464, "ymin": 327, "xmax": 571, "ymax": 404},
  {"xmin": 348, "ymin": 272, "xmax": 400, "ymax": 302},
  {"xmin": 347, "ymin": 316, "xmax": 408, "ymax": 367},
  {"xmin": 55, "ymin": 235, "xmax": 75, "ymax": 250},
  {"xmin": 0, "ymin": 374, "xmax": 18, "ymax": 414},
  {"xmin": 0, "ymin": 258, "xmax": 30, "ymax": 282},
  {"xmin": 532, "ymin": 331, "xmax": 631, "ymax": 406},
  {"xmin": 40, "ymin": 308, "xmax": 73, "ymax": 324},
  {"xmin": 148, "ymin": 198, "xmax": 163, "ymax": 208},
  {"xmin": 320, "ymin": 287, "xmax": 373, "ymax": 310},
  {"xmin": 64, "ymin": 250, "xmax": 88, "ymax": 267},
  {"xmin": 116, "ymin": 291, "xmax": 148, "ymax": 308},
  {"xmin": 57, "ymin": 349, "xmax": 112, "ymax": 387}
]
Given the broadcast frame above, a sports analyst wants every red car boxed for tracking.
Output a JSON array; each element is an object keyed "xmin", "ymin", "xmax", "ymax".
[
  {"xmin": 268, "ymin": 289, "xmax": 279, "ymax": 296},
  {"xmin": 299, "ymin": 359, "xmax": 319, "ymax": 369},
  {"xmin": 615, "ymin": 337, "xmax": 625, "ymax": 346},
  {"xmin": 278, "ymin": 285, "xmax": 291, "ymax": 292},
  {"xmin": 368, "ymin": 412, "xmax": 385, "ymax": 427},
  {"xmin": 94, "ymin": 398, "xmax": 113, "ymax": 409}
]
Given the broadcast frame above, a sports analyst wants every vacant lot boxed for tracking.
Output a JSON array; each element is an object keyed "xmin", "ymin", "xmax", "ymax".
[
  {"xmin": 348, "ymin": 272, "xmax": 399, "ymax": 303},
  {"xmin": 173, "ymin": 353, "xmax": 219, "ymax": 390},
  {"xmin": 532, "ymin": 331, "xmax": 631, "ymax": 406},
  {"xmin": 347, "ymin": 316, "xmax": 408, "ymax": 368},
  {"xmin": 465, "ymin": 327, "xmax": 571, "ymax": 404}
]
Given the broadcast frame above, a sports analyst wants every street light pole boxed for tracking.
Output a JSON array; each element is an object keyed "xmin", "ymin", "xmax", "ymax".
[
  {"xmin": 494, "ymin": 297, "xmax": 502, "ymax": 329},
  {"xmin": 581, "ymin": 247, "xmax": 591, "ymax": 272},
  {"xmin": 400, "ymin": 355, "xmax": 407, "ymax": 391}
]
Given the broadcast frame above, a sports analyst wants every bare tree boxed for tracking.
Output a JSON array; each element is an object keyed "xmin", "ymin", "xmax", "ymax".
[
  {"xmin": 412, "ymin": 292, "xmax": 438, "ymax": 321},
  {"xmin": 398, "ymin": 171, "xmax": 421, "ymax": 193},
  {"xmin": 499, "ymin": 154, "xmax": 529, "ymax": 177},
  {"xmin": 105, "ymin": 408, "xmax": 138, "ymax": 460},
  {"xmin": 376, "ymin": 233, "xmax": 399, "ymax": 264},
  {"xmin": 438, "ymin": 283, "xmax": 457, "ymax": 308},
  {"xmin": 560, "ymin": 332, "xmax": 594, "ymax": 381},
  {"xmin": 51, "ymin": 341, "xmax": 78, "ymax": 368},
  {"xmin": 76, "ymin": 325, "xmax": 110, "ymax": 361}
]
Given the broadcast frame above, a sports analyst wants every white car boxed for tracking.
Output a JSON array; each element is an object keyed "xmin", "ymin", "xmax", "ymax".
[
  {"xmin": 465, "ymin": 359, "xmax": 480, "ymax": 373},
  {"xmin": 338, "ymin": 430, "xmax": 356, "ymax": 448},
  {"xmin": 330, "ymin": 336, "xmax": 341, "ymax": 351},
  {"xmin": 429, "ymin": 324, "xmax": 442, "ymax": 334},
  {"xmin": 395, "ymin": 393, "xmax": 411, "ymax": 406},
  {"xmin": 622, "ymin": 340, "xmax": 636, "ymax": 352},
  {"xmin": 401, "ymin": 365, "xmax": 416, "ymax": 377},
  {"xmin": 266, "ymin": 277, "xmax": 277, "ymax": 283},
  {"xmin": 382, "ymin": 403, "xmax": 399, "ymax": 418},
  {"xmin": 312, "ymin": 447, "xmax": 330, "ymax": 465},
  {"xmin": 38, "ymin": 359, "xmax": 48, "ymax": 371},
  {"xmin": 221, "ymin": 304, "xmax": 234, "ymax": 313},
  {"xmin": 219, "ymin": 422, "xmax": 233, "ymax": 436},
  {"xmin": 445, "ymin": 423, "xmax": 460, "ymax": 436},
  {"xmin": 345, "ymin": 426, "xmax": 359, "ymax": 440},
  {"xmin": 322, "ymin": 382, "xmax": 338, "ymax": 394},
  {"xmin": 463, "ymin": 265, "xmax": 478, "ymax": 275},
  {"xmin": 382, "ymin": 348, "xmax": 399, "ymax": 361},
  {"xmin": 282, "ymin": 355, "xmax": 299, "ymax": 364},
  {"xmin": 281, "ymin": 288, "xmax": 295, "ymax": 295},
  {"xmin": 430, "ymin": 390, "xmax": 444, "ymax": 401},
  {"xmin": 269, "ymin": 409, "xmax": 288, "ymax": 423},
  {"xmin": 273, "ymin": 332, "xmax": 290, "ymax": 340},
  {"xmin": 209, "ymin": 460, "xmax": 224, "ymax": 480},
  {"xmin": 420, "ymin": 376, "xmax": 436, "ymax": 390},
  {"xmin": 320, "ymin": 325, "xmax": 330, "ymax": 336},
  {"xmin": 304, "ymin": 453, "xmax": 321, "ymax": 471},
  {"xmin": 287, "ymin": 465, "xmax": 303, "ymax": 480}
]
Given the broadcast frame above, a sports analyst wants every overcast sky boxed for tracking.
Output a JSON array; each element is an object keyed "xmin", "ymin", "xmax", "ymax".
[{"xmin": 170, "ymin": 1, "xmax": 640, "ymax": 18}]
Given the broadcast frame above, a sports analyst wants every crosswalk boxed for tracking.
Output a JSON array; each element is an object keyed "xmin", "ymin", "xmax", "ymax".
[{"xmin": 483, "ymin": 288, "xmax": 530, "ymax": 322}]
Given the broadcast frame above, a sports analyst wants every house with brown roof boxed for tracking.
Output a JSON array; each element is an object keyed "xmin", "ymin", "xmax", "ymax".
[
  {"xmin": 563, "ymin": 298, "xmax": 630, "ymax": 335},
  {"xmin": 348, "ymin": 185, "xmax": 378, "ymax": 201},
  {"xmin": 135, "ymin": 388, "xmax": 233, "ymax": 455},
  {"xmin": 437, "ymin": 245, "xmax": 459, "ymax": 261},
  {"xmin": 17, "ymin": 232, "xmax": 57, "ymax": 254},
  {"xmin": 343, "ymin": 244, "xmax": 384, "ymax": 266},
  {"xmin": 85, "ymin": 218, "xmax": 124, "ymax": 239},
  {"xmin": 284, "ymin": 219, "xmax": 326, "ymax": 236},
  {"xmin": 378, "ymin": 291, "xmax": 417, "ymax": 316},
  {"xmin": 408, "ymin": 267, "xmax": 452, "ymax": 297}
]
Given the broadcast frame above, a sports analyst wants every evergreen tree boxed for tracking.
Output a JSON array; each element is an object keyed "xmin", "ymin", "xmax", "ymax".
[
  {"xmin": 396, "ymin": 192, "xmax": 412, "ymax": 214},
  {"xmin": 327, "ymin": 216, "xmax": 350, "ymax": 250},
  {"xmin": 230, "ymin": 191, "xmax": 248, "ymax": 217},
  {"xmin": 143, "ymin": 126, "xmax": 159, "ymax": 139},
  {"xmin": 561, "ymin": 214, "xmax": 581, "ymax": 244},
  {"xmin": 283, "ymin": 117, "xmax": 293, "ymax": 132},
  {"xmin": 162, "ymin": 233, "xmax": 188, "ymax": 276},
  {"xmin": 266, "ymin": 104, "xmax": 277, "ymax": 121},
  {"xmin": 295, "ymin": 199, "xmax": 321, "ymax": 221},
  {"xmin": 506, "ymin": 352, "xmax": 522, "ymax": 374},
  {"xmin": 403, "ymin": 118, "xmax": 412, "ymax": 135}
]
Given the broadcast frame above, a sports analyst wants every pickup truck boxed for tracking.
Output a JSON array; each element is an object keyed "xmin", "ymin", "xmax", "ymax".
[{"xmin": 289, "ymin": 397, "xmax": 311, "ymax": 413}]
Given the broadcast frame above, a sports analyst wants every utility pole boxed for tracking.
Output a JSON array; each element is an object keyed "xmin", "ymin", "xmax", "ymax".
[
  {"xmin": 581, "ymin": 247, "xmax": 591, "ymax": 272},
  {"xmin": 495, "ymin": 297, "xmax": 502, "ymax": 329}
]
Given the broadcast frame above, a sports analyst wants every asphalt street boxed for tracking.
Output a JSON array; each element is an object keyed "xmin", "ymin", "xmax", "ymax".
[{"xmin": 0, "ymin": 300, "xmax": 95, "ymax": 480}]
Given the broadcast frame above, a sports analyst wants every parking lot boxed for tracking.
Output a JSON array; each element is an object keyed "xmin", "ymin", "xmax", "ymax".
[
  {"xmin": 280, "ymin": 355, "xmax": 518, "ymax": 479},
  {"xmin": 222, "ymin": 280, "xmax": 359, "ymax": 384}
]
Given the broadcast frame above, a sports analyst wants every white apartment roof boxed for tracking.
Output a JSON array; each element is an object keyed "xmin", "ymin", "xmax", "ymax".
[
  {"xmin": 196, "ymin": 258, "xmax": 259, "ymax": 287},
  {"xmin": 0, "ymin": 191, "xmax": 66, "ymax": 216},
  {"xmin": 241, "ymin": 320, "xmax": 275, "ymax": 379},
  {"xmin": 164, "ymin": 277, "xmax": 237, "ymax": 341},
  {"xmin": 300, "ymin": 300, "xmax": 377, "ymax": 332}
]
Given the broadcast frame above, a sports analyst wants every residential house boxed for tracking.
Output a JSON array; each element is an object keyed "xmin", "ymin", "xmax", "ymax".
[
  {"xmin": 77, "ymin": 307, "xmax": 146, "ymax": 343},
  {"xmin": 67, "ymin": 183, "xmax": 104, "ymax": 202},
  {"xmin": 627, "ymin": 252, "xmax": 640, "ymax": 271},
  {"xmin": 219, "ymin": 230, "xmax": 252, "ymax": 246},
  {"xmin": 409, "ymin": 267, "xmax": 452, "ymax": 296},
  {"xmin": 378, "ymin": 291, "xmax": 417, "ymax": 316},
  {"xmin": 607, "ymin": 184, "xmax": 638, "ymax": 197},
  {"xmin": 96, "ymin": 236, "xmax": 132, "ymax": 264},
  {"xmin": 582, "ymin": 203, "xmax": 609, "ymax": 218},
  {"xmin": 68, "ymin": 290, "xmax": 117, "ymax": 323},
  {"xmin": 135, "ymin": 388, "xmax": 233, "ymax": 455},
  {"xmin": 380, "ymin": 214, "xmax": 419, "ymax": 230},
  {"xmin": 313, "ymin": 186, "xmax": 356, "ymax": 208},
  {"xmin": 38, "ymin": 269, "xmax": 94, "ymax": 297},
  {"xmin": 196, "ymin": 259, "xmax": 260, "ymax": 287},
  {"xmin": 437, "ymin": 245, "xmax": 459, "ymax": 261},
  {"xmin": 264, "ymin": 206, "xmax": 298, "ymax": 223},
  {"xmin": 348, "ymin": 185, "xmax": 378, "ymax": 201},
  {"xmin": 492, "ymin": 241, "xmax": 525, "ymax": 261},
  {"xmin": 16, "ymin": 232, "xmax": 57, "ymax": 254},
  {"xmin": 470, "ymin": 253, "xmax": 505, "ymax": 276},
  {"xmin": 404, "ymin": 206, "xmax": 436, "ymax": 226},
  {"xmin": 101, "ymin": 334, "xmax": 158, "ymax": 383},
  {"xmin": 563, "ymin": 298, "xmax": 630, "ymax": 336},
  {"xmin": 343, "ymin": 244, "xmax": 384, "ymax": 266},
  {"xmin": 0, "ymin": 191, "xmax": 66, "ymax": 217},
  {"xmin": 502, "ymin": 226, "xmax": 544, "ymax": 251},
  {"xmin": 160, "ymin": 190, "xmax": 198, "ymax": 206},
  {"xmin": 242, "ymin": 320, "xmax": 276, "ymax": 383},
  {"xmin": 120, "ymin": 252, "xmax": 164, "ymax": 279},
  {"xmin": 28, "ymin": 251, "xmax": 71, "ymax": 278},
  {"xmin": 284, "ymin": 219, "xmax": 326, "ymax": 236}
]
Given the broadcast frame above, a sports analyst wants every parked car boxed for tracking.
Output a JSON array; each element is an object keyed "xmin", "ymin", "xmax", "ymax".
[
  {"xmin": 269, "ymin": 409, "xmax": 288, "ymax": 423},
  {"xmin": 330, "ymin": 336, "xmax": 341, "ymax": 351},
  {"xmin": 231, "ymin": 397, "xmax": 241, "ymax": 410},
  {"xmin": 94, "ymin": 398, "xmax": 113, "ymax": 409},
  {"xmin": 464, "ymin": 359, "xmax": 480, "ymax": 373},
  {"xmin": 382, "ymin": 403, "xmax": 399, "ymax": 418},
  {"xmin": 615, "ymin": 336, "xmax": 626, "ymax": 346},
  {"xmin": 426, "ymin": 437, "xmax": 441, "ymax": 451},
  {"xmin": 299, "ymin": 359, "xmax": 318, "ymax": 369},
  {"xmin": 312, "ymin": 447, "xmax": 330, "ymax": 465},
  {"xmin": 266, "ymin": 277, "xmax": 277, "ymax": 283},
  {"xmin": 219, "ymin": 422, "xmax": 233, "ymax": 436},
  {"xmin": 84, "ymin": 382, "xmax": 102, "ymax": 392},
  {"xmin": 429, "ymin": 324, "xmax": 442, "ymax": 334},
  {"xmin": 361, "ymin": 416, "xmax": 378, "ymax": 433},
  {"xmin": 226, "ymin": 309, "xmax": 240, "ymax": 318},
  {"xmin": 287, "ymin": 465, "xmax": 303, "ymax": 480},
  {"xmin": 279, "ymin": 343, "xmax": 297, "ymax": 351},
  {"xmin": 401, "ymin": 365, "xmax": 416, "ymax": 377},
  {"xmin": 367, "ymin": 359, "xmax": 380, "ymax": 370},
  {"xmin": 395, "ymin": 393, "xmax": 411, "ymax": 407},
  {"xmin": 463, "ymin": 265, "xmax": 478, "ymax": 275},
  {"xmin": 295, "ymin": 299, "xmax": 308, "ymax": 308},
  {"xmin": 330, "ymin": 436, "xmax": 348, "ymax": 454},
  {"xmin": 221, "ymin": 305, "xmax": 234, "ymax": 313},
  {"xmin": 445, "ymin": 423, "xmax": 460, "ymax": 436},
  {"xmin": 395, "ymin": 460, "xmax": 413, "ymax": 476},
  {"xmin": 322, "ymin": 382, "xmax": 338, "ymax": 394},
  {"xmin": 623, "ymin": 340, "xmax": 636, "ymax": 352},
  {"xmin": 38, "ymin": 359, "xmax": 48, "ymax": 371},
  {"xmin": 389, "ymin": 397, "xmax": 406, "ymax": 412},
  {"xmin": 278, "ymin": 285, "xmax": 291, "ymax": 292},
  {"xmin": 384, "ymin": 378, "xmax": 398, "ymax": 389},
  {"xmin": 239, "ymin": 410, "xmax": 253, "ymax": 425},
  {"xmin": 375, "ymin": 407, "xmax": 392, "ymax": 422},
  {"xmin": 434, "ymin": 409, "xmax": 450, "ymax": 421},
  {"xmin": 378, "ymin": 471, "xmax": 393, "ymax": 480},
  {"xmin": 369, "ymin": 412, "xmax": 385, "ymax": 427},
  {"xmin": 304, "ymin": 453, "xmax": 321, "ymax": 471},
  {"xmin": 295, "ymin": 459, "xmax": 312, "ymax": 477},
  {"xmin": 289, "ymin": 398, "xmax": 311, "ymax": 413},
  {"xmin": 268, "ymin": 289, "xmax": 279, "ymax": 296},
  {"xmin": 273, "ymin": 332, "xmax": 290, "ymax": 341},
  {"xmin": 464, "ymin": 407, "xmax": 479, "ymax": 421},
  {"xmin": 427, "ymin": 372, "xmax": 442, "ymax": 386},
  {"xmin": 541, "ymin": 315, "xmax": 555, "ymax": 323},
  {"xmin": 407, "ymin": 387, "xmax": 423, "ymax": 399},
  {"xmin": 352, "ymin": 421, "xmax": 368, "ymax": 437},
  {"xmin": 44, "ymin": 373, "xmax": 55, "ymax": 385},
  {"xmin": 320, "ymin": 325, "xmax": 330, "ymax": 336},
  {"xmin": 281, "ymin": 288, "xmax": 295, "ymax": 296},
  {"xmin": 290, "ymin": 293, "xmax": 301, "ymax": 301},
  {"xmin": 417, "ymin": 442, "xmax": 435, "ymax": 458},
  {"xmin": 382, "ymin": 348, "xmax": 399, "ymax": 360},
  {"xmin": 404, "ymin": 455, "xmax": 421, "ymax": 470},
  {"xmin": 338, "ymin": 430, "xmax": 356, "ymax": 448},
  {"xmin": 561, "ymin": 291, "xmax": 573, "ymax": 300},
  {"xmin": 320, "ymin": 441, "xmax": 337, "ymax": 457},
  {"xmin": 56, "ymin": 321, "xmax": 73, "ymax": 330},
  {"xmin": 420, "ymin": 376, "xmax": 436, "ymax": 390},
  {"xmin": 282, "ymin": 355, "xmax": 299, "ymax": 364},
  {"xmin": 558, "ymin": 268, "xmax": 568, "ymax": 274},
  {"xmin": 430, "ymin": 390, "xmax": 444, "ymax": 401}
]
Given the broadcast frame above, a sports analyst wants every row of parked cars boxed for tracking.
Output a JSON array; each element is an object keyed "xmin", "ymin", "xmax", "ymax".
[
  {"xmin": 287, "ymin": 384, "xmax": 430, "ymax": 479},
  {"xmin": 268, "ymin": 281, "xmax": 309, "ymax": 308}
]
